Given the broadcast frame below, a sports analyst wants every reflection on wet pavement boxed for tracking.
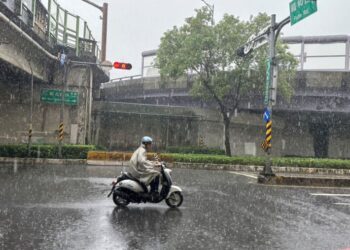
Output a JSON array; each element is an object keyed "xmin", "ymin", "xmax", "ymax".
[{"xmin": 0, "ymin": 165, "xmax": 349, "ymax": 250}]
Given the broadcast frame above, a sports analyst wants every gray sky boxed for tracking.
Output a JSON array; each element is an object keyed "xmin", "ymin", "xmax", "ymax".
[{"xmin": 54, "ymin": 0, "xmax": 350, "ymax": 79}]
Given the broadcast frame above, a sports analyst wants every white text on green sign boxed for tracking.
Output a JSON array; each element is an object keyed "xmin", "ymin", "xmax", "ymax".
[
  {"xmin": 290, "ymin": 0, "xmax": 317, "ymax": 26},
  {"xmin": 41, "ymin": 89, "xmax": 79, "ymax": 105}
]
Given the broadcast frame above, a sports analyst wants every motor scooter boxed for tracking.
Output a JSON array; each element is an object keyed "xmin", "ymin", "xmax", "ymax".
[{"xmin": 108, "ymin": 163, "xmax": 183, "ymax": 208}]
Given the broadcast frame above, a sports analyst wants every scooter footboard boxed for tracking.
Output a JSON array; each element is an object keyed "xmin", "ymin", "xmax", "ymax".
[{"xmin": 166, "ymin": 185, "xmax": 182, "ymax": 198}]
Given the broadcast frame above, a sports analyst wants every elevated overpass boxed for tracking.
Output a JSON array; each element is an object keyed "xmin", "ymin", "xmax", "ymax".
[
  {"xmin": 0, "ymin": 0, "xmax": 109, "ymax": 145},
  {"xmin": 96, "ymin": 36, "xmax": 350, "ymax": 158}
]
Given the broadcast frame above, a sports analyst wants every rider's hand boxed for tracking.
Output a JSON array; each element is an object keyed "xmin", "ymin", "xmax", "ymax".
[{"xmin": 154, "ymin": 161, "xmax": 162, "ymax": 169}]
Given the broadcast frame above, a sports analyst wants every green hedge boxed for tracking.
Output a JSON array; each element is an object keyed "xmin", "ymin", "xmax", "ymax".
[
  {"xmin": 3, "ymin": 145, "xmax": 350, "ymax": 169},
  {"xmin": 0, "ymin": 144, "xmax": 98, "ymax": 159},
  {"xmin": 166, "ymin": 146, "xmax": 225, "ymax": 155},
  {"xmin": 159, "ymin": 154, "xmax": 350, "ymax": 170}
]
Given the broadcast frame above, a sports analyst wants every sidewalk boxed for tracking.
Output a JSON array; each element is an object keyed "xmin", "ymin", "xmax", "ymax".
[
  {"xmin": 0, "ymin": 157, "xmax": 86, "ymax": 166},
  {"xmin": 257, "ymin": 173, "xmax": 350, "ymax": 187}
]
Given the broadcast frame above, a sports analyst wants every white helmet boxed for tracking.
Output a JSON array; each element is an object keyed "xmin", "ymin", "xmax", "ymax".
[{"xmin": 141, "ymin": 136, "xmax": 153, "ymax": 144}]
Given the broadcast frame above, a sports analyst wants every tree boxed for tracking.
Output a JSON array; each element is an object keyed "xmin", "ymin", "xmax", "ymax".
[{"xmin": 156, "ymin": 8, "xmax": 297, "ymax": 156}]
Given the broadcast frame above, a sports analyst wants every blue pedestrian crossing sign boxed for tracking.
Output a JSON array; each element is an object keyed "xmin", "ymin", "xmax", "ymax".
[{"xmin": 263, "ymin": 109, "xmax": 271, "ymax": 122}]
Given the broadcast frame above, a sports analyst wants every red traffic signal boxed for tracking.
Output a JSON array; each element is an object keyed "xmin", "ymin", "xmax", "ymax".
[{"xmin": 113, "ymin": 61, "xmax": 132, "ymax": 70}]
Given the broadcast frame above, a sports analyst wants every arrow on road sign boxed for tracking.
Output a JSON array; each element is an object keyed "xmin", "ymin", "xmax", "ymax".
[
  {"xmin": 263, "ymin": 108, "xmax": 271, "ymax": 122},
  {"xmin": 238, "ymin": 25, "xmax": 270, "ymax": 57}
]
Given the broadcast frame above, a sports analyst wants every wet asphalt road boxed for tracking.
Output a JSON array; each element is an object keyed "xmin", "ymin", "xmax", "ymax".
[{"xmin": 0, "ymin": 165, "xmax": 350, "ymax": 250}]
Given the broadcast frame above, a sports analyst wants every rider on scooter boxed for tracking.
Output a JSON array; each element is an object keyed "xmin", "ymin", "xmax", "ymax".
[{"xmin": 129, "ymin": 136, "xmax": 161, "ymax": 198}]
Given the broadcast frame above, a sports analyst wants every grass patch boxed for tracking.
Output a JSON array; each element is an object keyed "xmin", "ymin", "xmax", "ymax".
[
  {"xmin": 166, "ymin": 146, "xmax": 225, "ymax": 155},
  {"xmin": 0, "ymin": 144, "xmax": 99, "ymax": 159}
]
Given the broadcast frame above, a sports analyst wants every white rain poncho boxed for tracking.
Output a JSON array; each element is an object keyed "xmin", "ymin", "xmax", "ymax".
[{"xmin": 129, "ymin": 144, "xmax": 160, "ymax": 186}]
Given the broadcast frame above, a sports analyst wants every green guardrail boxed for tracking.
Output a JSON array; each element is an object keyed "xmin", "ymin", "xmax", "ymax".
[{"xmin": 47, "ymin": 0, "xmax": 100, "ymax": 58}]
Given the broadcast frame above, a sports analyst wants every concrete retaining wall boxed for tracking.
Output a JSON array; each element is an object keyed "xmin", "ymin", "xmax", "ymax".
[{"xmin": 94, "ymin": 102, "xmax": 350, "ymax": 158}]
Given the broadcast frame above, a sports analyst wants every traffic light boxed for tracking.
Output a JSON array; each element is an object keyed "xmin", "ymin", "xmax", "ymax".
[
  {"xmin": 236, "ymin": 47, "xmax": 246, "ymax": 57},
  {"xmin": 113, "ymin": 61, "xmax": 132, "ymax": 70}
]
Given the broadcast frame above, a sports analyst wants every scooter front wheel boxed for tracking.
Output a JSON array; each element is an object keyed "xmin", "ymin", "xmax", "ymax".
[
  {"xmin": 113, "ymin": 191, "xmax": 130, "ymax": 207},
  {"xmin": 165, "ymin": 191, "xmax": 183, "ymax": 208}
]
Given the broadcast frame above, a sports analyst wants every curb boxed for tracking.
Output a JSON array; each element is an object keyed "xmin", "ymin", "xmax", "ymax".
[
  {"xmin": 86, "ymin": 160, "xmax": 350, "ymax": 176},
  {"xmin": 87, "ymin": 160, "xmax": 127, "ymax": 166},
  {"xmin": 258, "ymin": 175, "xmax": 350, "ymax": 187},
  {"xmin": 0, "ymin": 157, "xmax": 86, "ymax": 166},
  {"xmin": 170, "ymin": 162, "xmax": 350, "ymax": 176}
]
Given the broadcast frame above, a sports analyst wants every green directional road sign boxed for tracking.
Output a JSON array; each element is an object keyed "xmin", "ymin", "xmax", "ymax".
[
  {"xmin": 290, "ymin": 0, "xmax": 317, "ymax": 26},
  {"xmin": 41, "ymin": 89, "xmax": 79, "ymax": 105}
]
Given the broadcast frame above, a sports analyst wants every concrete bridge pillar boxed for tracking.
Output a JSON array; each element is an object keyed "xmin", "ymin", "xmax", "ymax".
[{"xmin": 309, "ymin": 122, "xmax": 330, "ymax": 158}]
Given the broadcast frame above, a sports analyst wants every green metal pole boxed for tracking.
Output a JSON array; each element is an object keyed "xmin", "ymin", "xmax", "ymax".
[
  {"xmin": 75, "ymin": 16, "xmax": 80, "ymax": 56},
  {"xmin": 83, "ymin": 21, "xmax": 87, "ymax": 39},
  {"xmin": 63, "ymin": 10, "xmax": 68, "ymax": 44},
  {"xmin": 47, "ymin": 0, "xmax": 52, "ymax": 42},
  {"xmin": 32, "ymin": 0, "xmax": 36, "ymax": 27},
  {"xmin": 55, "ymin": 4, "xmax": 59, "ymax": 40}
]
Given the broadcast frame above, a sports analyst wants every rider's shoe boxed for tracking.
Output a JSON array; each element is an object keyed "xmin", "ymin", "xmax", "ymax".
[{"xmin": 150, "ymin": 191, "xmax": 160, "ymax": 202}]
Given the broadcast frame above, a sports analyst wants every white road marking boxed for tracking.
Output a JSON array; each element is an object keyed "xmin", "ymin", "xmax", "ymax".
[
  {"xmin": 334, "ymin": 203, "xmax": 350, "ymax": 206},
  {"xmin": 310, "ymin": 193, "xmax": 350, "ymax": 197},
  {"xmin": 263, "ymin": 184, "xmax": 350, "ymax": 190},
  {"xmin": 229, "ymin": 172, "xmax": 257, "ymax": 179}
]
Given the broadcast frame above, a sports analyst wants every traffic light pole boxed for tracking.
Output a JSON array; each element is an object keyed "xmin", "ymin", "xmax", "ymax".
[
  {"xmin": 101, "ymin": 3, "xmax": 108, "ymax": 62},
  {"xmin": 236, "ymin": 14, "xmax": 291, "ymax": 179},
  {"xmin": 56, "ymin": 58, "xmax": 123, "ymax": 158},
  {"xmin": 260, "ymin": 14, "xmax": 276, "ymax": 177},
  {"xmin": 81, "ymin": 0, "xmax": 108, "ymax": 62},
  {"xmin": 58, "ymin": 62, "xmax": 69, "ymax": 158},
  {"xmin": 57, "ymin": 59, "xmax": 112, "ymax": 158},
  {"xmin": 261, "ymin": 15, "xmax": 291, "ymax": 178}
]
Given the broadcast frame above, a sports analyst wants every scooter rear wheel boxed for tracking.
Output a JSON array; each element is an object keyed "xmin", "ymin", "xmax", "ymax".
[
  {"xmin": 165, "ymin": 191, "xmax": 183, "ymax": 208},
  {"xmin": 113, "ymin": 191, "xmax": 130, "ymax": 207}
]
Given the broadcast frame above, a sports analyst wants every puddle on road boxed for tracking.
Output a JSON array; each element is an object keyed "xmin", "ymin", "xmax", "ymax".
[{"xmin": 13, "ymin": 200, "xmax": 113, "ymax": 210}]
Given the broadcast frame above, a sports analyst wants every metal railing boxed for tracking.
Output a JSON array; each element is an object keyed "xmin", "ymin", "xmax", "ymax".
[
  {"xmin": 47, "ymin": 0, "xmax": 100, "ymax": 59},
  {"xmin": 136, "ymin": 35, "xmax": 350, "ymax": 76},
  {"xmin": 101, "ymin": 75, "xmax": 143, "ymax": 89},
  {"xmin": 281, "ymin": 35, "xmax": 350, "ymax": 71},
  {"xmin": 1, "ymin": 0, "xmax": 33, "ymax": 26}
]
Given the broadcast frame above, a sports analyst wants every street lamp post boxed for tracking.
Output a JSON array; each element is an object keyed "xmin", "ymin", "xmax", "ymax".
[
  {"xmin": 81, "ymin": 0, "xmax": 108, "ymax": 62},
  {"xmin": 200, "ymin": 0, "xmax": 214, "ymax": 25}
]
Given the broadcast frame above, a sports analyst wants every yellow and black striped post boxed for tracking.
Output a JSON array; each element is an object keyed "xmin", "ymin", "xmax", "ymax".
[
  {"xmin": 27, "ymin": 125, "xmax": 33, "ymax": 156},
  {"xmin": 259, "ymin": 108, "xmax": 275, "ymax": 178},
  {"xmin": 28, "ymin": 128, "xmax": 32, "ymax": 139},
  {"xmin": 58, "ymin": 123, "xmax": 64, "ymax": 141},
  {"xmin": 261, "ymin": 120, "xmax": 272, "ymax": 152},
  {"xmin": 265, "ymin": 120, "xmax": 272, "ymax": 150},
  {"xmin": 199, "ymin": 136, "xmax": 205, "ymax": 147}
]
